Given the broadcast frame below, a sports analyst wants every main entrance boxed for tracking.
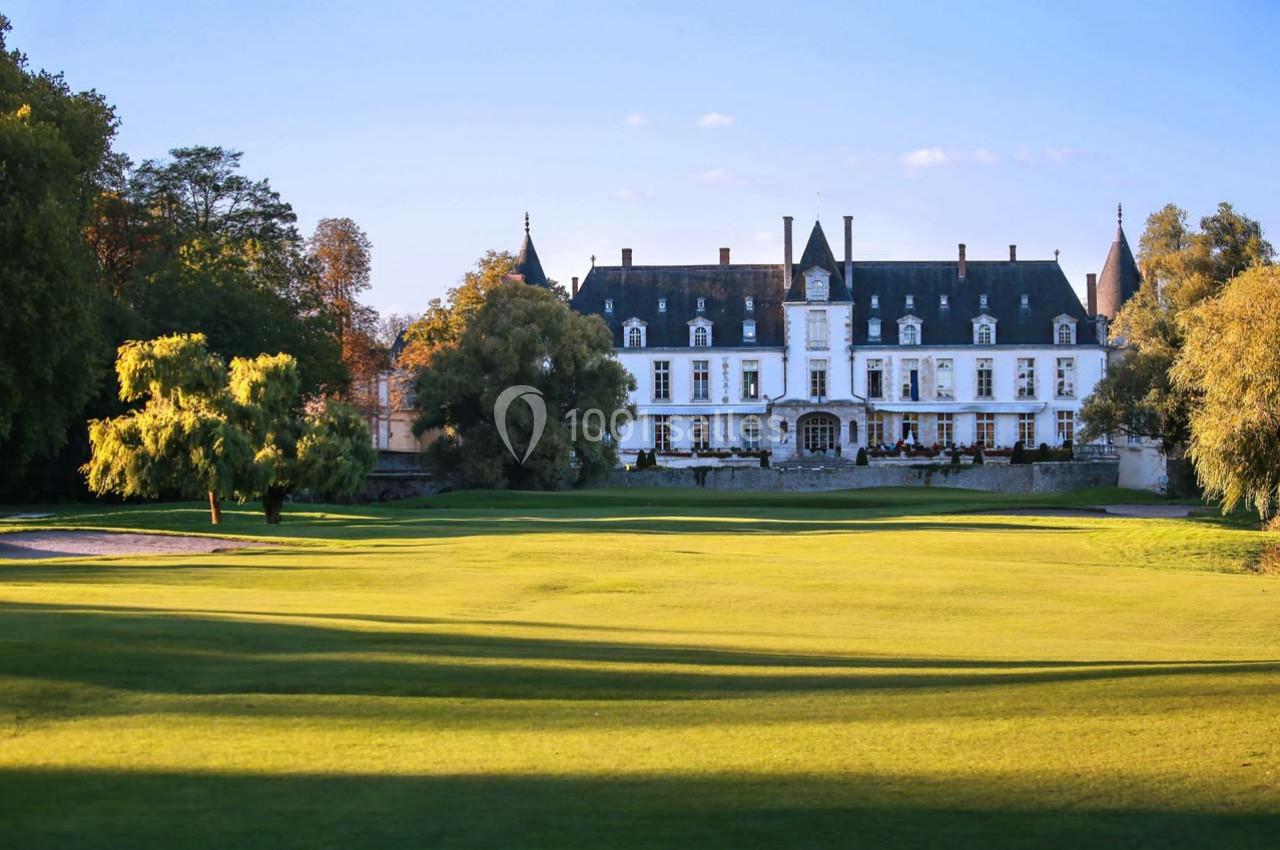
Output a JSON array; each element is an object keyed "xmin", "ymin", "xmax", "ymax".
[{"xmin": 801, "ymin": 413, "xmax": 839, "ymax": 455}]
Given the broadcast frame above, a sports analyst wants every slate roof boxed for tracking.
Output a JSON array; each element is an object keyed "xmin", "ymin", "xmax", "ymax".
[
  {"xmin": 785, "ymin": 220, "xmax": 851, "ymax": 301},
  {"xmin": 508, "ymin": 214, "xmax": 550, "ymax": 288},
  {"xmin": 1096, "ymin": 219, "xmax": 1141, "ymax": 319},
  {"xmin": 572, "ymin": 257, "xmax": 1098, "ymax": 347}
]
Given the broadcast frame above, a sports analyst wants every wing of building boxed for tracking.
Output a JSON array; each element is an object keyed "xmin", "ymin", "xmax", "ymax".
[{"xmin": 544, "ymin": 211, "xmax": 1139, "ymax": 463}]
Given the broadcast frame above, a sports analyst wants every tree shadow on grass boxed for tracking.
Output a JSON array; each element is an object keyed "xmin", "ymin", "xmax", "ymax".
[
  {"xmin": 0, "ymin": 767, "xmax": 1276, "ymax": 850},
  {"xmin": 1, "ymin": 601, "xmax": 1276, "ymax": 704}
]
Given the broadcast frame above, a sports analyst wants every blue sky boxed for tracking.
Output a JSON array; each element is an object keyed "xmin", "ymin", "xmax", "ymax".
[{"xmin": 9, "ymin": 0, "xmax": 1279, "ymax": 312}]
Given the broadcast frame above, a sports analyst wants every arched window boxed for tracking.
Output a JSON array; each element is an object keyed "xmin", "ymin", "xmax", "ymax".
[
  {"xmin": 1056, "ymin": 323, "xmax": 1073, "ymax": 345},
  {"xmin": 977, "ymin": 323, "xmax": 993, "ymax": 345},
  {"xmin": 849, "ymin": 419, "xmax": 859, "ymax": 444},
  {"xmin": 694, "ymin": 326, "xmax": 709, "ymax": 347},
  {"xmin": 901, "ymin": 325, "xmax": 919, "ymax": 345},
  {"xmin": 627, "ymin": 327, "xmax": 643, "ymax": 348}
]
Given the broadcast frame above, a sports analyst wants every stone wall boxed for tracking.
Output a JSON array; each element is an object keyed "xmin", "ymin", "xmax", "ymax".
[{"xmin": 607, "ymin": 461, "xmax": 1118, "ymax": 494}]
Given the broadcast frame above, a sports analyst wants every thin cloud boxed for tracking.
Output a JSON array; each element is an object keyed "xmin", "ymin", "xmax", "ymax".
[
  {"xmin": 624, "ymin": 113, "xmax": 648, "ymax": 127},
  {"xmin": 697, "ymin": 112, "xmax": 735, "ymax": 129},
  {"xmin": 901, "ymin": 147, "xmax": 1000, "ymax": 169},
  {"xmin": 694, "ymin": 167, "xmax": 749, "ymax": 186},
  {"xmin": 1015, "ymin": 145, "xmax": 1088, "ymax": 165}
]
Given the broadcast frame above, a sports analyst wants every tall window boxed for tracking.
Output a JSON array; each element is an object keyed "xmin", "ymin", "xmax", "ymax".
[
  {"xmin": 976, "ymin": 358, "xmax": 994, "ymax": 399},
  {"xmin": 627, "ymin": 326, "xmax": 643, "ymax": 348},
  {"xmin": 652, "ymin": 360, "xmax": 670, "ymax": 401},
  {"xmin": 691, "ymin": 415, "xmax": 710, "ymax": 451},
  {"xmin": 901, "ymin": 324, "xmax": 920, "ymax": 345},
  {"xmin": 806, "ymin": 275, "xmax": 828, "ymax": 301},
  {"xmin": 654, "ymin": 415, "xmax": 671, "ymax": 452},
  {"xmin": 742, "ymin": 416, "xmax": 761, "ymax": 451},
  {"xmin": 867, "ymin": 413, "xmax": 885, "ymax": 447},
  {"xmin": 1057, "ymin": 323, "xmax": 1073, "ymax": 345},
  {"xmin": 936, "ymin": 358, "xmax": 954, "ymax": 399},
  {"xmin": 976, "ymin": 323, "xmax": 994, "ymax": 345},
  {"xmin": 809, "ymin": 363, "xmax": 827, "ymax": 400},
  {"xmin": 1018, "ymin": 413, "xmax": 1036, "ymax": 446},
  {"xmin": 1056, "ymin": 410, "xmax": 1075, "ymax": 445},
  {"xmin": 975, "ymin": 413, "xmax": 995, "ymax": 447},
  {"xmin": 807, "ymin": 310, "xmax": 828, "ymax": 349},
  {"xmin": 693, "ymin": 325, "xmax": 710, "ymax": 347},
  {"xmin": 741, "ymin": 359, "xmax": 759, "ymax": 400},
  {"xmin": 900, "ymin": 358, "xmax": 919, "ymax": 401},
  {"xmin": 901, "ymin": 413, "xmax": 919, "ymax": 442},
  {"xmin": 937, "ymin": 413, "xmax": 954, "ymax": 446},
  {"xmin": 1016, "ymin": 358, "xmax": 1036, "ymax": 399},
  {"xmin": 868, "ymin": 318, "xmax": 882, "ymax": 340},
  {"xmin": 1056, "ymin": 357, "xmax": 1076, "ymax": 398},
  {"xmin": 692, "ymin": 360, "xmax": 709, "ymax": 401},
  {"xmin": 742, "ymin": 319, "xmax": 756, "ymax": 342},
  {"xmin": 866, "ymin": 359, "xmax": 884, "ymax": 399}
]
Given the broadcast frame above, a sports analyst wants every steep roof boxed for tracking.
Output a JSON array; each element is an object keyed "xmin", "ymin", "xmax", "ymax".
[
  {"xmin": 572, "ymin": 258, "xmax": 1098, "ymax": 347},
  {"xmin": 785, "ymin": 220, "xmax": 851, "ymax": 301},
  {"xmin": 1096, "ymin": 209, "xmax": 1141, "ymax": 318},
  {"xmin": 507, "ymin": 213, "xmax": 550, "ymax": 288}
]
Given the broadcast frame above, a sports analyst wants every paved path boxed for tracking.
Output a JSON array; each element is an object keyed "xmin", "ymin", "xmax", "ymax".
[{"xmin": 0, "ymin": 531, "xmax": 273, "ymax": 560}]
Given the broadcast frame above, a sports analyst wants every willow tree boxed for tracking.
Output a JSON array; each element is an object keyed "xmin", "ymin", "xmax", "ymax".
[{"xmin": 1172, "ymin": 266, "xmax": 1280, "ymax": 525}]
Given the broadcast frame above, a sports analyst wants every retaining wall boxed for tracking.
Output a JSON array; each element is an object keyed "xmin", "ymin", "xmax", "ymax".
[{"xmin": 607, "ymin": 461, "xmax": 1118, "ymax": 494}]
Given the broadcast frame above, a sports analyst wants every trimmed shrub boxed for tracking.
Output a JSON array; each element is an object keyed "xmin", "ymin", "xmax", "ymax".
[
  {"xmin": 950, "ymin": 448, "xmax": 961, "ymax": 465},
  {"xmin": 1010, "ymin": 441, "xmax": 1027, "ymax": 465},
  {"xmin": 972, "ymin": 447, "xmax": 985, "ymax": 465},
  {"xmin": 855, "ymin": 447, "xmax": 868, "ymax": 466}
]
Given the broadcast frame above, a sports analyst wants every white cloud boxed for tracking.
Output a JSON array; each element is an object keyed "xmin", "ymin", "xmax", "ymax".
[
  {"xmin": 694, "ymin": 167, "xmax": 749, "ymax": 186},
  {"xmin": 697, "ymin": 112, "xmax": 735, "ymax": 129},
  {"xmin": 900, "ymin": 147, "xmax": 1001, "ymax": 169},
  {"xmin": 624, "ymin": 113, "xmax": 648, "ymax": 127},
  {"xmin": 1043, "ymin": 146, "xmax": 1084, "ymax": 163},
  {"xmin": 611, "ymin": 188, "xmax": 654, "ymax": 201}
]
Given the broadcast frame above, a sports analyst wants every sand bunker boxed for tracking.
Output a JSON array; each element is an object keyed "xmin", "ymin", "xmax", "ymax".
[{"xmin": 0, "ymin": 531, "xmax": 274, "ymax": 560}]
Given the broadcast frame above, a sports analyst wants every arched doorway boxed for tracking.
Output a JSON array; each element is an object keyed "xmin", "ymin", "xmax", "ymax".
[{"xmin": 801, "ymin": 413, "xmax": 839, "ymax": 455}]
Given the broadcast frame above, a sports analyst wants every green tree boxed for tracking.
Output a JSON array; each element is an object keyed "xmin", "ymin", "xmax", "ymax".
[
  {"xmin": 413, "ymin": 280, "xmax": 633, "ymax": 489},
  {"xmin": 399, "ymin": 250, "xmax": 516, "ymax": 369},
  {"xmin": 1171, "ymin": 267, "xmax": 1280, "ymax": 525},
  {"xmin": 0, "ymin": 15, "xmax": 117, "ymax": 490},
  {"xmin": 1080, "ymin": 202, "xmax": 1273, "ymax": 452}
]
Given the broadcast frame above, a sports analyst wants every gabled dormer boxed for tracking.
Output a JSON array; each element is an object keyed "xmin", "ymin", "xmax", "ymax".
[
  {"xmin": 972, "ymin": 314, "xmax": 998, "ymax": 345},
  {"xmin": 1052, "ymin": 313, "xmax": 1078, "ymax": 345},
  {"xmin": 622, "ymin": 317, "xmax": 647, "ymax": 349},
  {"xmin": 688, "ymin": 316, "xmax": 713, "ymax": 348},
  {"xmin": 897, "ymin": 314, "xmax": 923, "ymax": 346},
  {"xmin": 785, "ymin": 221, "xmax": 851, "ymax": 302}
]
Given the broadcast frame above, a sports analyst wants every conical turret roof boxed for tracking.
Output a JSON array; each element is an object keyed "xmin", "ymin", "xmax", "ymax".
[
  {"xmin": 507, "ymin": 213, "xmax": 549, "ymax": 287},
  {"xmin": 1096, "ymin": 204, "xmax": 1141, "ymax": 318}
]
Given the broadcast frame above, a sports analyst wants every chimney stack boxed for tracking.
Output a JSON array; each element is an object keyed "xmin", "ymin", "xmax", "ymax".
[
  {"xmin": 571, "ymin": 276, "xmax": 579, "ymax": 298},
  {"xmin": 843, "ymin": 215, "xmax": 853, "ymax": 285},
  {"xmin": 719, "ymin": 247, "xmax": 731, "ymax": 266},
  {"xmin": 1009, "ymin": 244, "xmax": 1017, "ymax": 262},
  {"xmin": 1086, "ymin": 273, "xmax": 1097, "ymax": 317},
  {"xmin": 783, "ymin": 216, "xmax": 794, "ymax": 287},
  {"xmin": 958, "ymin": 243, "xmax": 967, "ymax": 280},
  {"xmin": 621, "ymin": 248, "xmax": 632, "ymax": 268}
]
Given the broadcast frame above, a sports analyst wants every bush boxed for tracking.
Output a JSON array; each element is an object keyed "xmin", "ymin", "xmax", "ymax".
[
  {"xmin": 972, "ymin": 447, "xmax": 985, "ymax": 465},
  {"xmin": 950, "ymin": 448, "xmax": 961, "ymax": 465},
  {"xmin": 1010, "ymin": 441, "xmax": 1027, "ymax": 465},
  {"xmin": 855, "ymin": 447, "xmax": 868, "ymax": 466},
  {"xmin": 759, "ymin": 451, "xmax": 770, "ymax": 469},
  {"xmin": 1037, "ymin": 442, "xmax": 1052, "ymax": 462}
]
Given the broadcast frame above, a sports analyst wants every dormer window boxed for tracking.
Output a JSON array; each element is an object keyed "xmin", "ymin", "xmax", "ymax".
[
  {"xmin": 868, "ymin": 318, "xmax": 882, "ymax": 340},
  {"xmin": 696, "ymin": 297, "xmax": 706, "ymax": 312},
  {"xmin": 742, "ymin": 319, "xmax": 757, "ymax": 342},
  {"xmin": 745, "ymin": 296, "xmax": 754, "ymax": 312},
  {"xmin": 897, "ymin": 315, "xmax": 923, "ymax": 346},
  {"xmin": 972, "ymin": 315, "xmax": 998, "ymax": 345},
  {"xmin": 940, "ymin": 294, "xmax": 949, "ymax": 308},
  {"xmin": 805, "ymin": 271, "xmax": 829, "ymax": 301},
  {"xmin": 604, "ymin": 299, "xmax": 614, "ymax": 314},
  {"xmin": 906, "ymin": 294, "xmax": 915, "ymax": 310},
  {"xmin": 1053, "ymin": 314, "xmax": 1078, "ymax": 345},
  {"xmin": 870, "ymin": 294, "xmax": 880, "ymax": 310},
  {"xmin": 1020, "ymin": 293, "xmax": 1030, "ymax": 308},
  {"xmin": 658, "ymin": 297, "xmax": 668, "ymax": 313},
  {"xmin": 688, "ymin": 317, "xmax": 713, "ymax": 348},
  {"xmin": 622, "ymin": 318, "xmax": 647, "ymax": 349},
  {"xmin": 979, "ymin": 293, "xmax": 989, "ymax": 310}
]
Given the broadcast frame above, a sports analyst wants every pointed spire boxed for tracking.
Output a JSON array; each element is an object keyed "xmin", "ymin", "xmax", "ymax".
[
  {"xmin": 524, "ymin": 211, "xmax": 530, "ymax": 234},
  {"xmin": 784, "ymin": 220, "xmax": 851, "ymax": 301},
  {"xmin": 1117, "ymin": 202, "xmax": 1123, "ymax": 226},
  {"xmin": 506, "ymin": 213, "xmax": 549, "ymax": 287},
  {"xmin": 1097, "ymin": 203, "xmax": 1141, "ymax": 318}
]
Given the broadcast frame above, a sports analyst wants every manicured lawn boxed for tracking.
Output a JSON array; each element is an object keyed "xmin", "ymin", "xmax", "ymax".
[{"xmin": 1, "ymin": 487, "xmax": 1277, "ymax": 848}]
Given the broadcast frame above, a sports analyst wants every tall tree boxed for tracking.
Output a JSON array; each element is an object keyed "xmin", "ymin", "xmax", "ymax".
[
  {"xmin": 1080, "ymin": 202, "xmax": 1273, "ymax": 452},
  {"xmin": 1172, "ymin": 266, "xmax": 1280, "ymax": 525},
  {"xmin": 413, "ymin": 280, "xmax": 633, "ymax": 489},
  {"xmin": 0, "ymin": 15, "xmax": 117, "ymax": 490},
  {"xmin": 307, "ymin": 218, "xmax": 385, "ymax": 409},
  {"xmin": 398, "ymin": 250, "xmax": 516, "ymax": 370}
]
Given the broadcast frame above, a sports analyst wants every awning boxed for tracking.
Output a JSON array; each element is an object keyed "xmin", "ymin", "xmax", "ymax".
[{"xmin": 870, "ymin": 402, "xmax": 1047, "ymax": 414}]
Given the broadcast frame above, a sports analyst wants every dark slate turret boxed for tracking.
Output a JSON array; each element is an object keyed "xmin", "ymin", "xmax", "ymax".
[
  {"xmin": 785, "ymin": 220, "xmax": 852, "ymax": 301},
  {"xmin": 1096, "ymin": 203, "xmax": 1141, "ymax": 319},
  {"xmin": 506, "ymin": 212, "xmax": 550, "ymax": 287}
]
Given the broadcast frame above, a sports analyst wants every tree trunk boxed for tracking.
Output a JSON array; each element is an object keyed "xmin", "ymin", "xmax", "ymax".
[
  {"xmin": 263, "ymin": 486, "xmax": 287, "ymax": 525},
  {"xmin": 208, "ymin": 491, "xmax": 223, "ymax": 525}
]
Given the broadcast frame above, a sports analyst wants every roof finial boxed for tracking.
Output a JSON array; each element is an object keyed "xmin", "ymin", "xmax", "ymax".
[
  {"xmin": 590, "ymin": 254, "xmax": 596, "ymax": 268},
  {"xmin": 1054, "ymin": 248, "xmax": 1060, "ymax": 262},
  {"xmin": 524, "ymin": 211, "xmax": 530, "ymax": 234},
  {"xmin": 1117, "ymin": 202, "xmax": 1123, "ymax": 226}
]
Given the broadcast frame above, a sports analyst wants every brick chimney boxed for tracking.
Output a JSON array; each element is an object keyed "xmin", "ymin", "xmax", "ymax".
[
  {"xmin": 958, "ymin": 243, "xmax": 967, "ymax": 280},
  {"xmin": 1009, "ymin": 244, "xmax": 1017, "ymax": 262},
  {"xmin": 571, "ymin": 276, "xmax": 579, "ymax": 298},
  {"xmin": 719, "ymin": 247, "xmax": 731, "ymax": 266},
  {"xmin": 843, "ymin": 215, "xmax": 853, "ymax": 286},
  {"xmin": 621, "ymin": 248, "xmax": 632, "ymax": 268},
  {"xmin": 1086, "ymin": 273, "xmax": 1097, "ymax": 317},
  {"xmin": 783, "ymin": 216, "xmax": 793, "ymax": 287}
]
